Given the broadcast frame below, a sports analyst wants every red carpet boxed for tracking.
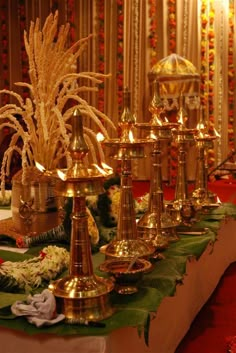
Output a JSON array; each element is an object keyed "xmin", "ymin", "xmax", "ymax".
[{"xmin": 133, "ymin": 178, "xmax": 236, "ymax": 353}]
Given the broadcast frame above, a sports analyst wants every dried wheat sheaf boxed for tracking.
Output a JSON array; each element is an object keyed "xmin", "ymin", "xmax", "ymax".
[{"xmin": 0, "ymin": 11, "xmax": 116, "ymax": 191}]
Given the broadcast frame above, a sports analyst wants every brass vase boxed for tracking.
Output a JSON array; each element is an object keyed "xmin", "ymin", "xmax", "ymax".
[{"xmin": 11, "ymin": 167, "xmax": 63, "ymax": 236}]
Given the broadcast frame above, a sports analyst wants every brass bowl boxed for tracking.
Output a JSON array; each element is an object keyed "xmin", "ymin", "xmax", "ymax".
[{"xmin": 99, "ymin": 258, "xmax": 152, "ymax": 295}]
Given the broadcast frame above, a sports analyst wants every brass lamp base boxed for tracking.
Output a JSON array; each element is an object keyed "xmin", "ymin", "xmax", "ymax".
[
  {"xmin": 137, "ymin": 210, "xmax": 180, "ymax": 248},
  {"xmin": 192, "ymin": 187, "xmax": 221, "ymax": 210},
  {"xmin": 101, "ymin": 238, "xmax": 155, "ymax": 260},
  {"xmin": 49, "ymin": 275, "xmax": 114, "ymax": 323}
]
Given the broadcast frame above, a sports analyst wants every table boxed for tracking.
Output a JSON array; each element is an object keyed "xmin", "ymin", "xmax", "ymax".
[{"xmin": 1, "ymin": 208, "xmax": 236, "ymax": 353}]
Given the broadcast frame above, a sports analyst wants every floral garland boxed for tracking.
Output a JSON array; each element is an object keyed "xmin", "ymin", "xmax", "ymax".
[
  {"xmin": 148, "ymin": 0, "xmax": 158, "ymax": 68},
  {"xmin": 67, "ymin": 0, "xmax": 76, "ymax": 45},
  {"xmin": 0, "ymin": 1, "xmax": 9, "ymax": 105},
  {"xmin": 182, "ymin": 0, "xmax": 188, "ymax": 58},
  {"xmin": 117, "ymin": 0, "xmax": 124, "ymax": 116},
  {"xmin": 228, "ymin": 0, "xmax": 235, "ymax": 153},
  {"xmin": 200, "ymin": 0, "xmax": 208, "ymax": 108},
  {"xmin": 132, "ymin": 0, "xmax": 140, "ymax": 115},
  {"xmin": 208, "ymin": 1, "xmax": 215, "ymax": 168},
  {"xmin": 167, "ymin": 0, "xmax": 177, "ymax": 184},
  {"xmin": 168, "ymin": 0, "xmax": 176, "ymax": 54},
  {"xmin": 0, "ymin": 246, "xmax": 69, "ymax": 292},
  {"xmin": 96, "ymin": 0, "xmax": 105, "ymax": 113},
  {"xmin": 200, "ymin": 0, "xmax": 215, "ymax": 170},
  {"xmin": 18, "ymin": 0, "xmax": 29, "ymax": 100}
]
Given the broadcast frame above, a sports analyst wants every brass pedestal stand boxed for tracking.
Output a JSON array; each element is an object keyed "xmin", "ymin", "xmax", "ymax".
[
  {"xmin": 46, "ymin": 110, "xmax": 114, "ymax": 323},
  {"xmin": 192, "ymin": 131, "xmax": 220, "ymax": 210},
  {"xmin": 136, "ymin": 82, "xmax": 180, "ymax": 245},
  {"xmin": 170, "ymin": 124, "xmax": 199, "ymax": 226},
  {"xmin": 101, "ymin": 88, "xmax": 155, "ymax": 260}
]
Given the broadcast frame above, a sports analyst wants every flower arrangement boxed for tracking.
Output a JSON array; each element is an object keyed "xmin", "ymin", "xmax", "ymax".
[
  {"xmin": 0, "ymin": 11, "xmax": 116, "ymax": 192},
  {"xmin": 0, "ymin": 245, "xmax": 69, "ymax": 292}
]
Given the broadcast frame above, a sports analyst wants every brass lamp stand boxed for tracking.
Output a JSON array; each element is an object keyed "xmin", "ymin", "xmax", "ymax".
[
  {"xmin": 169, "ymin": 98, "xmax": 199, "ymax": 226},
  {"xmin": 102, "ymin": 88, "xmax": 155, "ymax": 259},
  {"xmin": 47, "ymin": 109, "xmax": 114, "ymax": 323},
  {"xmin": 136, "ymin": 80, "xmax": 180, "ymax": 245},
  {"xmin": 192, "ymin": 109, "xmax": 220, "ymax": 209}
]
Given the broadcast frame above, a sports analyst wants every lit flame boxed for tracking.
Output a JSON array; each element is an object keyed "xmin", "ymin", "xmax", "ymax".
[
  {"xmin": 128, "ymin": 130, "xmax": 135, "ymax": 143},
  {"xmin": 177, "ymin": 111, "xmax": 184, "ymax": 125},
  {"xmin": 57, "ymin": 169, "xmax": 67, "ymax": 181},
  {"xmin": 35, "ymin": 161, "xmax": 52, "ymax": 176},
  {"xmin": 213, "ymin": 128, "xmax": 220, "ymax": 138},
  {"xmin": 198, "ymin": 130, "xmax": 205, "ymax": 138},
  {"xmin": 196, "ymin": 122, "xmax": 205, "ymax": 131},
  {"xmin": 150, "ymin": 131, "xmax": 158, "ymax": 140},
  {"xmin": 96, "ymin": 132, "xmax": 105, "ymax": 142},
  {"xmin": 164, "ymin": 116, "xmax": 169, "ymax": 123},
  {"xmin": 92, "ymin": 163, "xmax": 109, "ymax": 176},
  {"xmin": 101, "ymin": 162, "xmax": 113, "ymax": 174},
  {"xmin": 35, "ymin": 161, "xmax": 46, "ymax": 173}
]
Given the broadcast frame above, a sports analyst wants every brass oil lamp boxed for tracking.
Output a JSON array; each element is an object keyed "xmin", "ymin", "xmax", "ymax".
[
  {"xmin": 192, "ymin": 107, "xmax": 220, "ymax": 209},
  {"xmin": 46, "ymin": 109, "xmax": 114, "ymax": 323},
  {"xmin": 136, "ymin": 80, "xmax": 180, "ymax": 246},
  {"xmin": 101, "ymin": 88, "xmax": 155, "ymax": 260},
  {"xmin": 168, "ymin": 95, "xmax": 199, "ymax": 226}
]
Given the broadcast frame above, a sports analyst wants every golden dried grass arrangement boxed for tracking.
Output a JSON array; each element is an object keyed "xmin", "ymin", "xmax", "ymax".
[{"xmin": 0, "ymin": 11, "xmax": 116, "ymax": 191}]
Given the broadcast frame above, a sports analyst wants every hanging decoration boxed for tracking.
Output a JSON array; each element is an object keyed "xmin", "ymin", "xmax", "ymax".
[
  {"xmin": 132, "ymin": 0, "xmax": 140, "ymax": 115},
  {"xmin": 228, "ymin": 0, "xmax": 235, "ymax": 153},
  {"xmin": 182, "ymin": 0, "xmax": 188, "ymax": 58},
  {"xmin": 67, "ymin": 0, "xmax": 76, "ymax": 45},
  {"xmin": 148, "ymin": 0, "xmax": 158, "ymax": 69},
  {"xmin": 200, "ymin": 0, "xmax": 208, "ymax": 108},
  {"xmin": 168, "ymin": 0, "xmax": 176, "ymax": 54},
  {"xmin": 96, "ymin": 0, "xmax": 105, "ymax": 113},
  {"xmin": 116, "ymin": 0, "xmax": 124, "ymax": 116},
  {"xmin": 18, "ymin": 0, "xmax": 29, "ymax": 100},
  {"xmin": 207, "ymin": 0, "xmax": 216, "ymax": 169},
  {"xmin": 200, "ymin": 0, "xmax": 215, "ymax": 170},
  {"xmin": 0, "ymin": 1, "xmax": 9, "ymax": 105},
  {"xmin": 167, "ymin": 0, "xmax": 177, "ymax": 185}
]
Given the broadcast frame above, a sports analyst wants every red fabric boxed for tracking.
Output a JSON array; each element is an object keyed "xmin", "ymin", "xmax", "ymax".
[
  {"xmin": 175, "ymin": 262, "xmax": 236, "ymax": 353},
  {"xmin": 132, "ymin": 179, "xmax": 236, "ymax": 203}
]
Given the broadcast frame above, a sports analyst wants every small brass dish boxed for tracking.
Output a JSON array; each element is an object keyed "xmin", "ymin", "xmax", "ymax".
[{"xmin": 99, "ymin": 258, "xmax": 152, "ymax": 295}]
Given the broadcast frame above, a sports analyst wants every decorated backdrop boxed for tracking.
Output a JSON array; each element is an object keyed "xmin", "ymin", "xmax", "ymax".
[{"xmin": 0, "ymin": 0, "xmax": 235, "ymax": 180}]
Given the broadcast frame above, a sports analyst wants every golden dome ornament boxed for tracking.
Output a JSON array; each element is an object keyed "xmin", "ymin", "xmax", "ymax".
[{"xmin": 148, "ymin": 53, "xmax": 200, "ymax": 114}]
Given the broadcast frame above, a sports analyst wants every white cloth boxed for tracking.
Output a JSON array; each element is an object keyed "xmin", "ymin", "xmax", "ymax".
[{"xmin": 11, "ymin": 289, "xmax": 65, "ymax": 327}]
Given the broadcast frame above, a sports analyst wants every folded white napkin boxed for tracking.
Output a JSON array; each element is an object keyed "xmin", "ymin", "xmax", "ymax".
[{"xmin": 11, "ymin": 289, "xmax": 65, "ymax": 327}]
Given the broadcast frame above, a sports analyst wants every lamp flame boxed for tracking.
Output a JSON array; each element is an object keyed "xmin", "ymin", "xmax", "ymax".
[
  {"xmin": 96, "ymin": 132, "xmax": 105, "ymax": 142},
  {"xmin": 128, "ymin": 130, "xmax": 135, "ymax": 143},
  {"xmin": 213, "ymin": 128, "xmax": 220, "ymax": 138},
  {"xmin": 177, "ymin": 111, "xmax": 184, "ymax": 125},
  {"xmin": 101, "ymin": 162, "xmax": 113, "ymax": 174},
  {"xmin": 197, "ymin": 122, "xmax": 205, "ymax": 131},
  {"xmin": 198, "ymin": 131, "xmax": 205, "ymax": 138},
  {"xmin": 57, "ymin": 169, "xmax": 67, "ymax": 181},
  {"xmin": 35, "ymin": 161, "xmax": 53, "ymax": 176},
  {"xmin": 150, "ymin": 131, "xmax": 158, "ymax": 140},
  {"xmin": 35, "ymin": 161, "xmax": 46, "ymax": 173},
  {"xmin": 92, "ymin": 163, "xmax": 109, "ymax": 176}
]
